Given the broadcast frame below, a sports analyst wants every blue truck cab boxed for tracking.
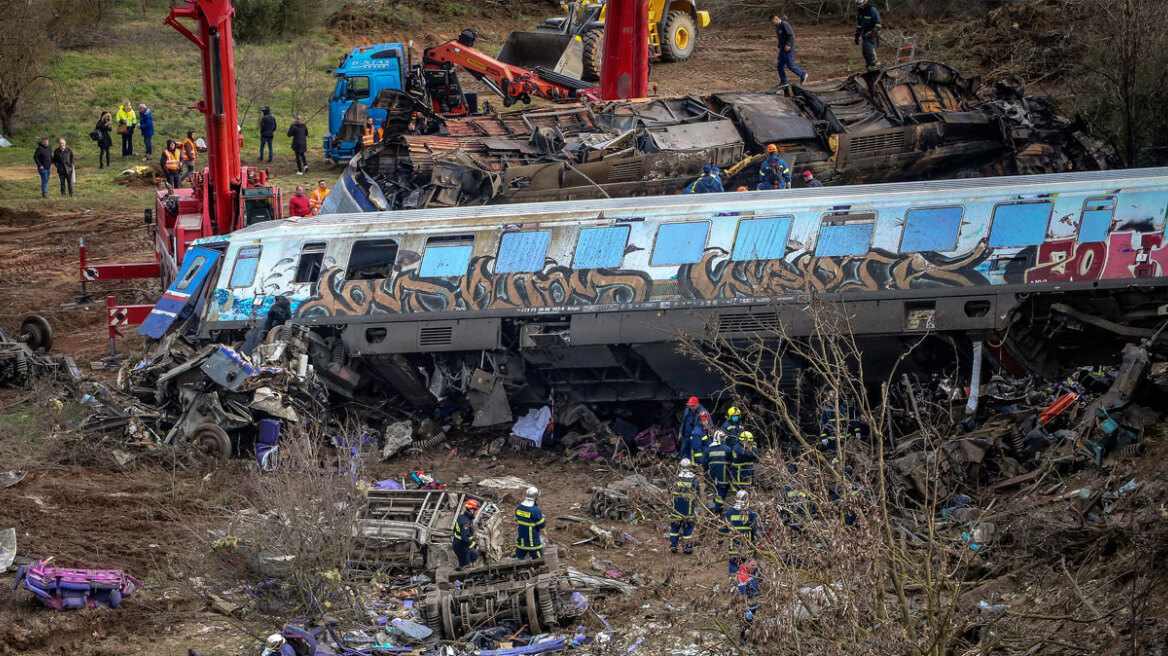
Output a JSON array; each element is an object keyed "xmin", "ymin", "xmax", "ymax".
[{"xmin": 324, "ymin": 43, "xmax": 407, "ymax": 164}]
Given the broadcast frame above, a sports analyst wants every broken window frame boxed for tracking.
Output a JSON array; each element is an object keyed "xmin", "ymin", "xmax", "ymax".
[
  {"xmin": 175, "ymin": 254, "xmax": 209, "ymax": 291},
  {"xmin": 731, "ymin": 215, "xmax": 794, "ymax": 262},
  {"xmin": 495, "ymin": 231, "xmax": 551, "ymax": 274},
  {"xmin": 815, "ymin": 212, "xmax": 877, "ymax": 257},
  {"xmin": 899, "ymin": 205, "xmax": 965, "ymax": 253},
  {"xmin": 988, "ymin": 201, "xmax": 1054, "ymax": 248},
  {"xmin": 650, "ymin": 221, "xmax": 710, "ymax": 266},
  {"xmin": 346, "ymin": 238, "xmax": 400, "ymax": 281},
  {"xmin": 573, "ymin": 226, "xmax": 630, "ymax": 269},
  {"xmin": 228, "ymin": 246, "xmax": 262, "ymax": 288},
  {"xmin": 294, "ymin": 241, "xmax": 328, "ymax": 284},
  {"xmin": 1077, "ymin": 196, "xmax": 1116, "ymax": 244},
  {"xmin": 419, "ymin": 235, "xmax": 475, "ymax": 278}
]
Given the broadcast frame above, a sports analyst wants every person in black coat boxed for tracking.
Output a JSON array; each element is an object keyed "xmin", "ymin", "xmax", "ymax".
[
  {"xmin": 287, "ymin": 114, "xmax": 308, "ymax": 175},
  {"xmin": 34, "ymin": 138, "xmax": 53, "ymax": 198},
  {"xmin": 258, "ymin": 106, "xmax": 277, "ymax": 162},
  {"xmin": 52, "ymin": 138, "xmax": 75, "ymax": 197},
  {"xmin": 95, "ymin": 112, "xmax": 113, "ymax": 169}
]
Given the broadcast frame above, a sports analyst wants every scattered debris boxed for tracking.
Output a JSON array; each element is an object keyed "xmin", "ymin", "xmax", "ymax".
[
  {"xmin": 0, "ymin": 528, "xmax": 15, "ymax": 571},
  {"xmin": 14, "ymin": 559, "xmax": 143, "ymax": 610},
  {"xmin": 1, "ymin": 315, "xmax": 78, "ymax": 386},
  {"xmin": 0, "ymin": 469, "xmax": 27, "ymax": 488}
]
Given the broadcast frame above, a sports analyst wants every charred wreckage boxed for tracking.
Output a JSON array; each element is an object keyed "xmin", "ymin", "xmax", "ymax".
[{"xmin": 321, "ymin": 61, "xmax": 1115, "ymax": 214}]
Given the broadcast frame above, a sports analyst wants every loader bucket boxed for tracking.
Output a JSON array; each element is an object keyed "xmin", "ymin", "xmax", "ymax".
[{"xmin": 497, "ymin": 32, "xmax": 584, "ymax": 80}]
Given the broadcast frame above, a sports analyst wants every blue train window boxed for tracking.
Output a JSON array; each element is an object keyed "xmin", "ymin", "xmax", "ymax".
[
  {"xmin": 496, "ymin": 231, "xmax": 551, "ymax": 273},
  {"xmin": 574, "ymin": 226, "xmax": 629, "ymax": 269},
  {"xmin": 988, "ymin": 202, "xmax": 1053, "ymax": 247},
  {"xmin": 228, "ymin": 246, "xmax": 261, "ymax": 287},
  {"xmin": 815, "ymin": 213, "xmax": 876, "ymax": 257},
  {"xmin": 900, "ymin": 206, "xmax": 963, "ymax": 252},
  {"xmin": 732, "ymin": 216, "xmax": 793, "ymax": 261},
  {"xmin": 419, "ymin": 236, "xmax": 474, "ymax": 277},
  {"xmin": 1078, "ymin": 197, "xmax": 1115, "ymax": 243},
  {"xmin": 346, "ymin": 239, "xmax": 398, "ymax": 281},
  {"xmin": 651, "ymin": 221, "xmax": 709, "ymax": 266}
]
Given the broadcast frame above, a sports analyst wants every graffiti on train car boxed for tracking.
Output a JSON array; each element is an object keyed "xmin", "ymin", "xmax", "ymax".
[
  {"xmin": 1026, "ymin": 231, "xmax": 1168, "ymax": 283},
  {"xmin": 296, "ymin": 254, "xmax": 654, "ymax": 317}
]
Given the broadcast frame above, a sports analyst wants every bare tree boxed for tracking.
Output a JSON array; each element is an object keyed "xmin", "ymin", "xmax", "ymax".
[{"xmin": 0, "ymin": 1, "xmax": 54, "ymax": 135}]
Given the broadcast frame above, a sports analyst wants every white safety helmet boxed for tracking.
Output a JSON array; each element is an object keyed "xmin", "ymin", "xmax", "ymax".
[
  {"xmin": 266, "ymin": 634, "xmax": 286, "ymax": 649},
  {"xmin": 680, "ymin": 458, "xmax": 693, "ymax": 471},
  {"xmin": 525, "ymin": 486, "xmax": 540, "ymax": 499},
  {"xmin": 734, "ymin": 489, "xmax": 749, "ymax": 508}
]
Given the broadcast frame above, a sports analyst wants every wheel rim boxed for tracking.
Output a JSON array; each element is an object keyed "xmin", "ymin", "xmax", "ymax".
[{"xmin": 675, "ymin": 25, "xmax": 690, "ymax": 50}]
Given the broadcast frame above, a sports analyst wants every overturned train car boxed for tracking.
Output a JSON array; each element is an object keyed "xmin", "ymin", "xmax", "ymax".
[
  {"xmin": 157, "ymin": 168, "xmax": 1168, "ymax": 419},
  {"xmin": 321, "ymin": 61, "xmax": 1114, "ymax": 214}
]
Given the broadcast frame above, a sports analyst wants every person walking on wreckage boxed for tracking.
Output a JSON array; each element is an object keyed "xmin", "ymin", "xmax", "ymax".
[
  {"xmin": 453, "ymin": 498, "xmax": 481, "ymax": 571},
  {"xmin": 670, "ymin": 458, "xmax": 701, "ymax": 554},
  {"xmin": 515, "ymin": 486, "xmax": 547, "ymax": 560},
  {"xmin": 855, "ymin": 0, "xmax": 883, "ymax": 70},
  {"xmin": 720, "ymin": 490, "xmax": 760, "ymax": 575}
]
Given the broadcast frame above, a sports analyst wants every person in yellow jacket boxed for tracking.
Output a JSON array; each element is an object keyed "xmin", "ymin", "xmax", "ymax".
[
  {"xmin": 308, "ymin": 179, "xmax": 330, "ymax": 215},
  {"xmin": 360, "ymin": 117, "xmax": 383, "ymax": 151},
  {"xmin": 114, "ymin": 100, "xmax": 137, "ymax": 158}
]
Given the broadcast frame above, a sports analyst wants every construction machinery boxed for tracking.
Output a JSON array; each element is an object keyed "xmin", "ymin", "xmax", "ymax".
[
  {"xmin": 79, "ymin": 0, "xmax": 281, "ymax": 292},
  {"xmin": 500, "ymin": 0, "xmax": 709, "ymax": 82}
]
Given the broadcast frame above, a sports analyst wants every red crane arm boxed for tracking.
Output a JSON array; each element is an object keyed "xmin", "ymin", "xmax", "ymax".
[{"xmin": 424, "ymin": 40, "xmax": 593, "ymax": 107}]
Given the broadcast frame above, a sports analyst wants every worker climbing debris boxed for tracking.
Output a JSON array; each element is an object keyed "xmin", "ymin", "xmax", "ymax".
[
  {"xmin": 669, "ymin": 458, "xmax": 700, "ymax": 554},
  {"xmin": 453, "ymin": 498, "xmax": 481, "ymax": 570},
  {"xmin": 721, "ymin": 490, "xmax": 760, "ymax": 575},
  {"xmin": 855, "ymin": 0, "xmax": 883, "ymax": 70}
]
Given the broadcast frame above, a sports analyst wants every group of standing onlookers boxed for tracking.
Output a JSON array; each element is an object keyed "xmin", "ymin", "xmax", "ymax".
[
  {"xmin": 34, "ymin": 137, "xmax": 75, "ymax": 198},
  {"xmin": 91, "ymin": 100, "xmax": 155, "ymax": 169}
]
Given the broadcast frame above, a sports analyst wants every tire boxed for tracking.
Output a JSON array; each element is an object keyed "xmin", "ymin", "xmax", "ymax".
[
  {"xmin": 661, "ymin": 11, "xmax": 697, "ymax": 62},
  {"xmin": 19, "ymin": 315, "xmax": 53, "ymax": 352},
  {"xmin": 191, "ymin": 423, "xmax": 232, "ymax": 460},
  {"xmin": 581, "ymin": 27, "xmax": 604, "ymax": 82}
]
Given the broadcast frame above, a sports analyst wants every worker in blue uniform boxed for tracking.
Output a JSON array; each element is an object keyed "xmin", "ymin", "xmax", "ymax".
[
  {"xmin": 679, "ymin": 396, "xmax": 706, "ymax": 458},
  {"xmin": 736, "ymin": 561, "xmax": 761, "ymax": 642},
  {"xmin": 515, "ymin": 486, "xmax": 547, "ymax": 559},
  {"xmin": 686, "ymin": 164, "xmax": 724, "ymax": 194},
  {"xmin": 730, "ymin": 431, "xmax": 759, "ymax": 491},
  {"xmin": 819, "ymin": 390, "xmax": 863, "ymax": 452},
  {"xmin": 757, "ymin": 153, "xmax": 791, "ymax": 190},
  {"xmin": 669, "ymin": 458, "xmax": 701, "ymax": 554},
  {"xmin": 703, "ymin": 432, "xmax": 735, "ymax": 515},
  {"xmin": 682, "ymin": 410, "xmax": 713, "ymax": 464},
  {"xmin": 720, "ymin": 490, "xmax": 759, "ymax": 575},
  {"xmin": 722, "ymin": 406, "xmax": 745, "ymax": 439},
  {"xmin": 453, "ymin": 498, "xmax": 481, "ymax": 570},
  {"xmin": 855, "ymin": 0, "xmax": 882, "ymax": 70}
]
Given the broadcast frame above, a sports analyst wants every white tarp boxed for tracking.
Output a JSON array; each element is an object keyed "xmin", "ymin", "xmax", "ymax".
[{"xmin": 510, "ymin": 406, "xmax": 551, "ymax": 447}]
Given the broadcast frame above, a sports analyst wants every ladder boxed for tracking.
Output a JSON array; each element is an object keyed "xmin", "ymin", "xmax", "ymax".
[{"xmin": 897, "ymin": 35, "xmax": 916, "ymax": 63}]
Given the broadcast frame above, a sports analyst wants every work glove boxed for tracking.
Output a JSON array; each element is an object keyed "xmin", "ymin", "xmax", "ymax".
[{"xmin": 854, "ymin": 36, "xmax": 861, "ymax": 45}]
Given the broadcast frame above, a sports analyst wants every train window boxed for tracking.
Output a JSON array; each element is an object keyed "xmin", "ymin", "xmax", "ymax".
[
  {"xmin": 988, "ymin": 201, "xmax": 1053, "ymax": 248},
  {"xmin": 228, "ymin": 246, "xmax": 261, "ymax": 287},
  {"xmin": 815, "ymin": 212, "xmax": 876, "ymax": 257},
  {"xmin": 732, "ymin": 216, "xmax": 793, "ymax": 261},
  {"xmin": 174, "ymin": 255, "xmax": 207, "ymax": 292},
  {"xmin": 346, "ymin": 239, "xmax": 399, "ymax": 280},
  {"xmin": 294, "ymin": 242, "xmax": 327, "ymax": 284},
  {"xmin": 651, "ymin": 221, "xmax": 710, "ymax": 266},
  {"xmin": 574, "ymin": 226, "xmax": 629, "ymax": 269},
  {"xmin": 1078, "ymin": 197, "xmax": 1116, "ymax": 243},
  {"xmin": 420, "ymin": 235, "xmax": 474, "ymax": 277},
  {"xmin": 496, "ymin": 231, "xmax": 551, "ymax": 273},
  {"xmin": 900, "ymin": 206, "xmax": 964, "ymax": 253}
]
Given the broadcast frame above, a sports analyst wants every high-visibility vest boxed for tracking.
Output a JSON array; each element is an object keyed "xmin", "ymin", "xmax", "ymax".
[
  {"xmin": 309, "ymin": 188, "xmax": 329, "ymax": 215},
  {"xmin": 181, "ymin": 138, "xmax": 197, "ymax": 163},
  {"xmin": 361, "ymin": 126, "xmax": 383, "ymax": 146},
  {"xmin": 163, "ymin": 149, "xmax": 181, "ymax": 171}
]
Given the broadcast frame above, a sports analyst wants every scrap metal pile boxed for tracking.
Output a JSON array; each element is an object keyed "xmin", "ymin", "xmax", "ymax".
[
  {"xmin": 0, "ymin": 316, "xmax": 79, "ymax": 387},
  {"xmin": 331, "ymin": 60, "xmax": 1115, "ymax": 213}
]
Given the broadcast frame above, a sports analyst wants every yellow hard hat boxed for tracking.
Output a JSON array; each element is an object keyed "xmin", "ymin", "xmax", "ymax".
[
  {"xmin": 727, "ymin": 406, "xmax": 741, "ymax": 418},
  {"xmin": 741, "ymin": 431, "xmax": 754, "ymax": 441}
]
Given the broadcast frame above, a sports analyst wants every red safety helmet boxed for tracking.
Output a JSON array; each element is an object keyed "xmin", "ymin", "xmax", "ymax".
[
  {"xmin": 698, "ymin": 410, "xmax": 711, "ymax": 419},
  {"xmin": 464, "ymin": 499, "xmax": 481, "ymax": 512},
  {"xmin": 686, "ymin": 396, "xmax": 700, "ymax": 408},
  {"xmin": 766, "ymin": 143, "xmax": 778, "ymax": 154}
]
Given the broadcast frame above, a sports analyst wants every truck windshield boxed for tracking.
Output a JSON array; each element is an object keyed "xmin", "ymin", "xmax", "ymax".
[{"xmin": 345, "ymin": 76, "xmax": 370, "ymax": 101}]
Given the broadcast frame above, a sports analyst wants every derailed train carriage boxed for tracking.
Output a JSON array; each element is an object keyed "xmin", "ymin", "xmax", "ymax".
[{"xmin": 150, "ymin": 168, "xmax": 1168, "ymax": 419}]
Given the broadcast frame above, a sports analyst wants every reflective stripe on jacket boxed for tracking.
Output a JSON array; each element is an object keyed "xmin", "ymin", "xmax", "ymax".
[{"xmin": 516, "ymin": 502, "xmax": 546, "ymax": 549}]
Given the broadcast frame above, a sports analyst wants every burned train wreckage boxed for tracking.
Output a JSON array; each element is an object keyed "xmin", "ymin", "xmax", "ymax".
[{"xmin": 321, "ymin": 61, "xmax": 1113, "ymax": 213}]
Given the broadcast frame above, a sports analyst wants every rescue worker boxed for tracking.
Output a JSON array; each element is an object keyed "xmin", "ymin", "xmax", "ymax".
[
  {"xmin": 682, "ymin": 410, "xmax": 713, "ymax": 464},
  {"xmin": 720, "ymin": 490, "xmax": 759, "ymax": 575},
  {"xmin": 686, "ymin": 164, "xmax": 724, "ymax": 194},
  {"xmin": 308, "ymin": 179, "xmax": 330, "ymax": 216},
  {"xmin": 819, "ymin": 390, "xmax": 863, "ymax": 451},
  {"xmin": 515, "ymin": 486, "xmax": 547, "ymax": 559},
  {"xmin": 453, "ymin": 498, "xmax": 481, "ymax": 570},
  {"xmin": 180, "ymin": 130, "xmax": 198, "ymax": 185},
  {"xmin": 736, "ymin": 561, "xmax": 760, "ymax": 642},
  {"xmin": 757, "ymin": 152, "xmax": 791, "ymax": 190},
  {"xmin": 669, "ymin": 458, "xmax": 701, "ymax": 554},
  {"xmin": 703, "ymin": 432, "xmax": 735, "ymax": 515},
  {"xmin": 802, "ymin": 169, "xmax": 823, "ymax": 187},
  {"xmin": 679, "ymin": 397, "xmax": 707, "ymax": 458},
  {"xmin": 771, "ymin": 15, "xmax": 808, "ymax": 86},
  {"xmin": 855, "ymin": 0, "xmax": 882, "ymax": 70},
  {"xmin": 735, "ymin": 185, "xmax": 749, "ymax": 192},
  {"xmin": 731, "ymin": 430, "xmax": 759, "ymax": 491},
  {"xmin": 722, "ymin": 406, "xmax": 745, "ymax": 439},
  {"xmin": 161, "ymin": 139, "xmax": 183, "ymax": 189},
  {"xmin": 360, "ymin": 117, "xmax": 383, "ymax": 152}
]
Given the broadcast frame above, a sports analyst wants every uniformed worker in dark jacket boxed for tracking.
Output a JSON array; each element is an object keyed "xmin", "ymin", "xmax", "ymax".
[
  {"xmin": 453, "ymin": 498, "xmax": 481, "ymax": 570},
  {"xmin": 669, "ymin": 459, "xmax": 701, "ymax": 554},
  {"xmin": 731, "ymin": 431, "xmax": 760, "ymax": 491},
  {"xmin": 720, "ymin": 490, "xmax": 760, "ymax": 575},
  {"xmin": 686, "ymin": 164, "xmax": 724, "ymax": 194},
  {"xmin": 515, "ymin": 486, "xmax": 547, "ymax": 559},
  {"xmin": 702, "ymin": 433, "xmax": 735, "ymax": 514},
  {"xmin": 855, "ymin": 0, "xmax": 882, "ymax": 70},
  {"xmin": 758, "ymin": 153, "xmax": 791, "ymax": 190},
  {"xmin": 802, "ymin": 170, "xmax": 823, "ymax": 187}
]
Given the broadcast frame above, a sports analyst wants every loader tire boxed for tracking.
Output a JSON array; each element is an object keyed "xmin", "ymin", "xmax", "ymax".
[
  {"xmin": 581, "ymin": 27, "xmax": 604, "ymax": 82},
  {"xmin": 661, "ymin": 11, "xmax": 697, "ymax": 62},
  {"xmin": 191, "ymin": 423, "xmax": 232, "ymax": 460}
]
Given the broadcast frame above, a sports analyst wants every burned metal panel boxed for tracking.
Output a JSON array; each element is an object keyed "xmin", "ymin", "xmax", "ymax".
[
  {"xmin": 711, "ymin": 91, "xmax": 820, "ymax": 148},
  {"xmin": 643, "ymin": 119, "xmax": 743, "ymax": 153}
]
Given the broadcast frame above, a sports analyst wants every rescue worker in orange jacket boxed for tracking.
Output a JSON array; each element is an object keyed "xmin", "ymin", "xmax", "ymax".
[
  {"xmin": 161, "ymin": 139, "xmax": 183, "ymax": 189},
  {"xmin": 308, "ymin": 179, "xmax": 329, "ymax": 215},
  {"xmin": 180, "ymin": 131, "xmax": 198, "ymax": 185},
  {"xmin": 360, "ymin": 118, "xmax": 383, "ymax": 151}
]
